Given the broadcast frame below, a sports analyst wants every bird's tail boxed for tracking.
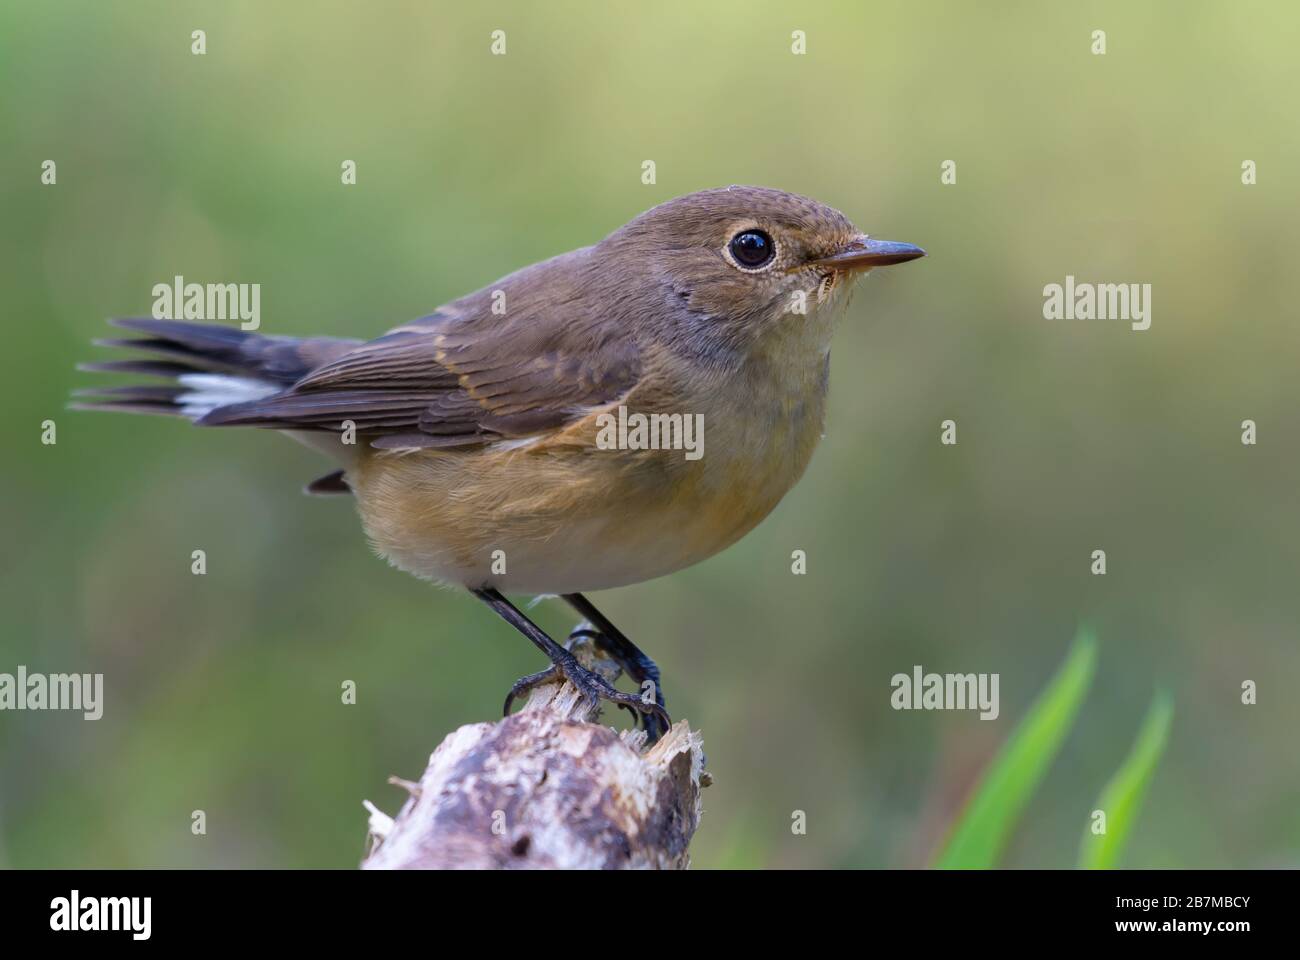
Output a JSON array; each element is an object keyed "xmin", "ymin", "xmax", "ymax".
[{"xmin": 72, "ymin": 318, "xmax": 362, "ymax": 422}]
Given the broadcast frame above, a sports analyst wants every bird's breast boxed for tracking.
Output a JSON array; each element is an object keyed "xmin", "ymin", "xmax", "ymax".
[{"xmin": 349, "ymin": 347, "xmax": 830, "ymax": 593}]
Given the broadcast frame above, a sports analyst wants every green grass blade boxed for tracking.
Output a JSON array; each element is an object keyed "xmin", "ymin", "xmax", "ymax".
[
  {"xmin": 1078, "ymin": 689, "xmax": 1174, "ymax": 869},
  {"xmin": 933, "ymin": 629, "xmax": 1098, "ymax": 869}
]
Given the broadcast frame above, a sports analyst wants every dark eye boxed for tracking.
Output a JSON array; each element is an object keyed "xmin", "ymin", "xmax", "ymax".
[{"xmin": 729, "ymin": 229, "xmax": 775, "ymax": 269}]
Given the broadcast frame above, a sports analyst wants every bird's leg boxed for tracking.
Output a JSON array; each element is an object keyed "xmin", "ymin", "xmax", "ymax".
[
  {"xmin": 472, "ymin": 588, "xmax": 670, "ymax": 736},
  {"xmin": 563, "ymin": 592, "xmax": 669, "ymax": 742}
]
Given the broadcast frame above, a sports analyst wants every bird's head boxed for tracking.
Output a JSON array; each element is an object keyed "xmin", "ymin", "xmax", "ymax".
[{"xmin": 597, "ymin": 185, "xmax": 924, "ymax": 363}]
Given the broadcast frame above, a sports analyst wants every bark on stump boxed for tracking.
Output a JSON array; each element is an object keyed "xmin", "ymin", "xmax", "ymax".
[{"xmin": 361, "ymin": 631, "xmax": 708, "ymax": 869}]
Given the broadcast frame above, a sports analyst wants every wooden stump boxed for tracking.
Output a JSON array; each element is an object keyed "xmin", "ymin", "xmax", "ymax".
[{"xmin": 361, "ymin": 631, "xmax": 708, "ymax": 869}]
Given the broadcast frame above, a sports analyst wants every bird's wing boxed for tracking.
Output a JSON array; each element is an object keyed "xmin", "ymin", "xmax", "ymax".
[{"xmin": 199, "ymin": 303, "xmax": 642, "ymax": 449}]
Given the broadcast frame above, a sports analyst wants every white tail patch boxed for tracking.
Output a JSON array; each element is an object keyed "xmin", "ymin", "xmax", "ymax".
[
  {"xmin": 489, "ymin": 435, "xmax": 545, "ymax": 453},
  {"xmin": 177, "ymin": 373, "xmax": 279, "ymax": 420}
]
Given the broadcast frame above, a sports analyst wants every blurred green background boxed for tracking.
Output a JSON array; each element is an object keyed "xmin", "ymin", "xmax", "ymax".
[{"xmin": 2, "ymin": 0, "xmax": 1297, "ymax": 869}]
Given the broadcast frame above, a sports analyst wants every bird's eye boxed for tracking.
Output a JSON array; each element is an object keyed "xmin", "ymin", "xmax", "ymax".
[{"xmin": 729, "ymin": 230, "xmax": 775, "ymax": 270}]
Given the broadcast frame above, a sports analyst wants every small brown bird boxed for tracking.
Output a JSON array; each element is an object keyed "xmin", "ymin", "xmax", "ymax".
[{"xmin": 75, "ymin": 185, "xmax": 924, "ymax": 740}]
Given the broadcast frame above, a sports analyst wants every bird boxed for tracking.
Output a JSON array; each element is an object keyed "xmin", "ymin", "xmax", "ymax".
[{"xmin": 74, "ymin": 185, "xmax": 925, "ymax": 741}]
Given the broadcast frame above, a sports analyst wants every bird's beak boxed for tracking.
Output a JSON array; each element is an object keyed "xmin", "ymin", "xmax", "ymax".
[{"xmin": 809, "ymin": 235, "xmax": 927, "ymax": 271}]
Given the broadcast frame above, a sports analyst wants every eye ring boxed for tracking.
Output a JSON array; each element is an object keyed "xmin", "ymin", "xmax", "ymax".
[{"xmin": 728, "ymin": 229, "xmax": 776, "ymax": 271}]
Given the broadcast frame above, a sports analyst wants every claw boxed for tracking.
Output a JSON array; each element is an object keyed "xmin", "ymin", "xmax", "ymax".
[
  {"xmin": 502, "ymin": 665, "xmax": 561, "ymax": 716},
  {"xmin": 616, "ymin": 702, "xmax": 641, "ymax": 725}
]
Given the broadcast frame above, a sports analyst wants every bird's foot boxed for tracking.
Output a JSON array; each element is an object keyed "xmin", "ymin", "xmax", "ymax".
[
  {"xmin": 559, "ymin": 597, "xmax": 670, "ymax": 742},
  {"xmin": 503, "ymin": 626, "xmax": 671, "ymax": 741},
  {"xmin": 567, "ymin": 625, "xmax": 671, "ymax": 743}
]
